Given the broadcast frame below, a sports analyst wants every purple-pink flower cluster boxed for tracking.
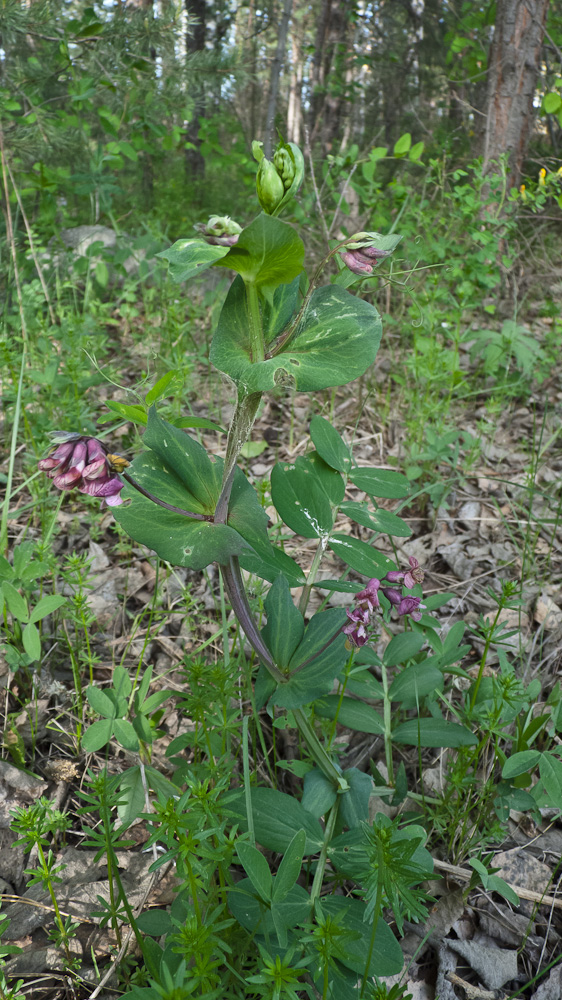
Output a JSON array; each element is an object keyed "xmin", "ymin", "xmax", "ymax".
[
  {"xmin": 343, "ymin": 558, "xmax": 425, "ymax": 647},
  {"xmin": 38, "ymin": 433, "xmax": 126, "ymax": 507}
]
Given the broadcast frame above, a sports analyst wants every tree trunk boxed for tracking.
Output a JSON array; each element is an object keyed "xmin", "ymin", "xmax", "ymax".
[
  {"xmin": 185, "ymin": 0, "xmax": 206, "ymax": 179},
  {"xmin": 264, "ymin": 0, "xmax": 294, "ymax": 157},
  {"xmin": 287, "ymin": 17, "xmax": 304, "ymax": 145},
  {"xmin": 481, "ymin": 0, "xmax": 550, "ymax": 185}
]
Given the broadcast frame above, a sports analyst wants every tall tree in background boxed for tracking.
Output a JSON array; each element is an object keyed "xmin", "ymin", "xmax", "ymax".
[
  {"xmin": 264, "ymin": 0, "xmax": 293, "ymax": 156},
  {"xmin": 481, "ymin": 0, "xmax": 550, "ymax": 184},
  {"xmin": 185, "ymin": 0, "xmax": 207, "ymax": 178}
]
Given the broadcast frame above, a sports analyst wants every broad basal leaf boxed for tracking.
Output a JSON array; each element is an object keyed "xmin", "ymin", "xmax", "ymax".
[{"xmin": 211, "ymin": 282, "xmax": 382, "ymax": 393}]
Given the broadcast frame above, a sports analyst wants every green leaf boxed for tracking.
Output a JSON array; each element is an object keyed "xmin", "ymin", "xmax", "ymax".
[
  {"xmin": 94, "ymin": 261, "xmax": 108, "ymax": 288},
  {"xmin": 409, "ymin": 141, "xmax": 425, "ymax": 161},
  {"xmin": 2, "ymin": 582, "xmax": 28, "ymax": 622},
  {"xmin": 539, "ymin": 752, "xmax": 562, "ymax": 811},
  {"xmin": 315, "ymin": 696, "xmax": 384, "ymax": 735},
  {"xmin": 28, "ymin": 595, "xmax": 67, "ymax": 624},
  {"xmin": 350, "ymin": 467, "xmax": 410, "ymax": 499},
  {"xmin": 261, "ymin": 575, "xmax": 304, "ymax": 667},
  {"xmin": 302, "ymin": 769, "xmax": 338, "ymax": 819},
  {"xmin": 502, "ymin": 751, "xmax": 541, "ymax": 779},
  {"xmin": 389, "ymin": 661, "xmax": 444, "ymax": 704},
  {"xmin": 388, "ymin": 660, "xmax": 445, "ymax": 708},
  {"xmin": 86, "ymin": 685, "xmax": 118, "ymax": 719},
  {"xmin": 113, "ymin": 410, "xmax": 271, "ymax": 570},
  {"xmin": 144, "ymin": 371, "xmax": 180, "ymax": 406},
  {"xmin": 307, "ymin": 451, "xmax": 346, "ymax": 504},
  {"xmin": 392, "ymin": 718, "xmax": 477, "ymax": 748},
  {"xmin": 393, "ymin": 132, "xmax": 412, "ymax": 156},
  {"xmin": 172, "ymin": 416, "xmax": 225, "ymax": 432},
  {"xmin": 102, "ymin": 401, "xmax": 148, "ymax": 426},
  {"xmin": 22, "ymin": 622, "xmax": 41, "ymax": 661},
  {"xmin": 117, "ymin": 766, "xmax": 146, "ymax": 826},
  {"xmin": 156, "ymin": 238, "xmax": 230, "ymax": 282},
  {"xmin": 113, "ymin": 719, "xmax": 140, "ymax": 752},
  {"xmin": 339, "ymin": 768, "xmax": 372, "ymax": 828},
  {"xmin": 262, "ymin": 277, "xmax": 301, "ymax": 345},
  {"xmin": 339, "ymin": 502, "xmax": 412, "ymax": 537},
  {"xmin": 236, "ymin": 842, "xmax": 273, "ymax": 903},
  {"xmin": 228, "ymin": 787, "xmax": 324, "ymax": 855},
  {"xmin": 228, "ymin": 878, "xmax": 310, "ymax": 940},
  {"xmin": 345, "ymin": 668, "xmax": 384, "ymax": 701},
  {"xmin": 542, "ymin": 92, "xmax": 562, "ymax": 115},
  {"xmin": 211, "ymin": 281, "xmax": 383, "ymax": 393},
  {"xmin": 136, "ymin": 909, "xmax": 173, "ymax": 937},
  {"xmin": 82, "ymin": 717, "xmax": 114, "ymax": 752},
  {"xmin": 383, "ymin": 632, "xmax": 425, "ymax": 666},
  {"xmin": 321, "ymin": 897, "xmax": 403, "ymax": 977},
  {"xmin": 273, "ymin": 609, "xmax": 348, "ymax": 709},
  {"xmin": 272, "ymin": 829, "xmax": 306, "ymax": 902},
  {"xmin": 238, "ymin": 545, "xmax": 306, "ymax": 587},
  {"xmin": 215, "ymin": 214, "xmax": 304, "ymax": 291},
  {"xmin": 328, "ymin": 534, "xmax": 398, "ymax": 577},
  {"xmin": 271, "ymin": 457, "xmax": 333, "ymax": 538},
  {"xmin": 309, "ymin": 416, "xmax": 351, "ymax": 473}
]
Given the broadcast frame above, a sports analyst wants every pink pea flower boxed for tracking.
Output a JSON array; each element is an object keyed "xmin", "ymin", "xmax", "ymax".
[
  {"xmin": 354, "ymin": 577, "xmax": 381, "ymax": 611},
  {"xmin": 381, "ymin": 587, "xmax": 402, "ymax": 607},
  {"xmin": 39, "ymin": 433, "xmax": 125, "ymax": 508},
  {"xmin": 395, "ymin": 596, "xmax": 424, "ymax": 622},
  {"xmin": 343, "ymin": 607, "xmax": 371, "ymax": 647},
  {"xmin": 386, "ymin": 556, "xmax": 424, "ymax": 589}
]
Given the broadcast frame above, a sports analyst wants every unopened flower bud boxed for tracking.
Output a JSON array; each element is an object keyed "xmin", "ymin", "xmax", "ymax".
[
  {"xmin": 256, "ymin": 158, "xmax": 285, "ymax": 214},
  {"xmin": 195, "ymin": 215, "xmax": 242, "ymax": 247},
  {"xmin": 339, "ymin": 250, "xmax": 374, "ymax": 276},
  {"xmin": 358, "ymin": 246, "xmax": 392, "ymax": 260},
  {"xmin": 273, "ymin": 147, "xmax": 295, "ymax": 191}
]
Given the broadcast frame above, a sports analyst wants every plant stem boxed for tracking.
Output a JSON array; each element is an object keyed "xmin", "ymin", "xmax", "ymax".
[
  {"xmin": 298, "ymin": 535, "xmax": 329, "ymax": 616},
  {"xmin": 214, "ymin": 391, "xmax": 262, "ymax": 524},
  {"xmin": 220, "ymin": 557, "xmax": 348, "ymax": 792},
  {"xmin": 246, "ymin": 281, "xmax": 265, "ymax": 363},
  {"xmin": 469, "ymin": 604, "xmax": 503, "ymax": 711},
  {"xmin": 310, "ymin": 798, "xmax": 340, "ymax": 905},
  {"xmin": 360, "ymin": 840, "xmax": 384, "ymax": 998},
  {"xmin": 380, "ymin": 661, "xmax": 394, "ymax": 785}
]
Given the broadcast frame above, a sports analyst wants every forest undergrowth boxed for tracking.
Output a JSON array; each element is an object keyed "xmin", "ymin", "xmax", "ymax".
[{"xmin": 1, "ymin": 142, "xmax": 562, "ymax": 1000}]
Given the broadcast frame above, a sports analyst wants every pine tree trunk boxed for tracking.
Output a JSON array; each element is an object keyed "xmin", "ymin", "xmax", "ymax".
[
  {"xmin": 481, "ymin": 0, "xmax": 550, "ymax": 185},
  {"xmin": 264, "ymin": 0, "xmax": 294, "ymax": 157},
  {"xmin": 185, "ymin": 0, "xmax": 206, "ymax": 179}
]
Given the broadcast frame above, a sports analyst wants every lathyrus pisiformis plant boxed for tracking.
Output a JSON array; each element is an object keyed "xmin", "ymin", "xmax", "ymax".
[{"xmin": 39, "ymin": 138, "xmax": 475, "ymax": 995}]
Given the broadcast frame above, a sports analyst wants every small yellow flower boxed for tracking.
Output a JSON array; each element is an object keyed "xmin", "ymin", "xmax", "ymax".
[
  {"xmin": 519, "ymin": 184, "xmax": 527, "ymax": 200},
  {"xmin": 539, "ymin": 168, "xmax": 546, "ymax": 185}
]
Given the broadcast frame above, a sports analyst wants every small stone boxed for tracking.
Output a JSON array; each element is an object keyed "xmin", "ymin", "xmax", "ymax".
[
  {"xmin": 457, "ymin": 501, "xmax": 481, "ymax": 530},
  {"xmin": 534, "ymin": 592, "xmax": 562, "ymax": 630}
]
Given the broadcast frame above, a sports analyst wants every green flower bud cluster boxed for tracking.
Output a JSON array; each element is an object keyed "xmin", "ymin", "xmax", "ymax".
[
  {"xmin": 273, "ymin": 147, "xmax": 295, "ymax": 192},
  {"xmin": 252, "ymin": 138, "xmax": 305, "ymax": 216},
  {"xmin": 195, "ymin": 215, "xmax": 242, "ymax": 246}
]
